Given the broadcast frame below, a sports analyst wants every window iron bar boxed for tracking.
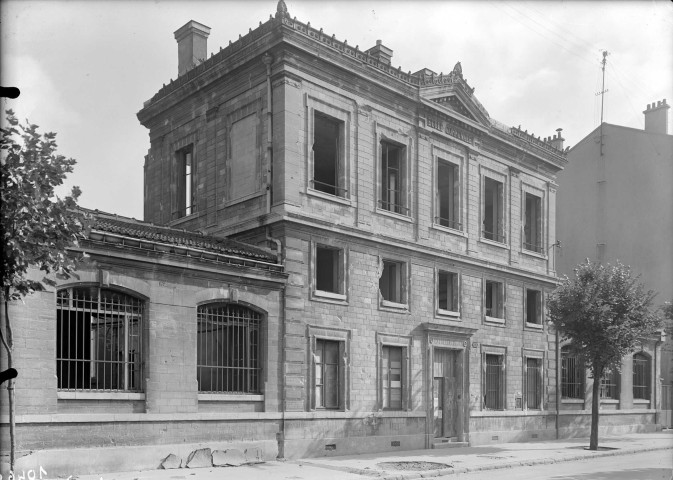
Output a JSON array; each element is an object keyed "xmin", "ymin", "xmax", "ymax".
[
  {"xmin": 378, "ymin": 199, "xmax": 410, "ymax": 214},
  {"xmin": 435, "ymin": 216, "xmax": 462, "ymax": 230},
  {"xmin": 483, "ymin": 229, "xmax": 506, "ymax": 243},
  {"xmin": 310, "ymin": 179, "xmax": 348, "ymax": 194},
  {"xmin": 523, "ymin": 242, "xmax": 544, "ymax": 254}
]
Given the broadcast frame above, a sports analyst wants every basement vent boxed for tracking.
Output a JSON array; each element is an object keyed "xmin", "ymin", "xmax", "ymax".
[
  {"xmin": 532, "ymin": 434, "xmax": 538, "ymax": 439},
  {"xmin": 492, "ymin": 436, "xmax": 499, "ymax": 441},
  {"xmin": 391, "ymin": 441, "xmax": 401, "ymax": 447},
  {"xmin": 325, "ymin": 444, "xmax": 336, "ymax": 451}
]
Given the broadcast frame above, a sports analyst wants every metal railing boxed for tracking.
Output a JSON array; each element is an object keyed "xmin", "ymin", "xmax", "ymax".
[
  {"xmin": 561, "ymin": 351, "xmax": 585, "ymax": 399},
  {"xmin": 483, "ymin": 229, "xmax": 506, "ymax": 243},
  {"xmin": 435, "ymin": 216, "xmax": 462, "ymax": 230}
]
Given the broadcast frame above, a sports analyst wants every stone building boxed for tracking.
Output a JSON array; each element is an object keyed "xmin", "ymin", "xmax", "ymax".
[
  {"xmin": 138, "ymin": 0, "xmax": 569, "ymax": 460},
  {"xmin": 556, "ymin": 99, "xmax": 671, "ymax": 428}
]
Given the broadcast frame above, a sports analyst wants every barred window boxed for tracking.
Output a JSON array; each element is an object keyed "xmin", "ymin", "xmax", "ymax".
[
  {"xmin": 561, "ymin": 346, "xmax": 585, "ymax": 399},
  {"xmin": 382, "ymin": 346, "xmax": 403, "ymax": 410},
  {"xmin": 57, "ymin": 287, "xmax": 144, "ymax": 392},
  {"xmin": 633, "ymin": 353, "xmax": 650, "ymax": 400},
  {"xmin": 483, "ymin": 353, "xmax": 505, "ymax": 410},
  {"xmin": 600, "ymin": 368, "xmax": 619, "ymax": 400},
  {"xmin": 197, "ymin": 303, "xmax": 261, "ymax": 394},
  {"xmin": 524, "ymin": 357, "xmax": 543, "ymax": 410}
]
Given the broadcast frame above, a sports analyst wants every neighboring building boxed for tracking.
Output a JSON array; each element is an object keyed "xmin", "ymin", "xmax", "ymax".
[
  {"xmin": 0, "ymin": 211, "xmax": 286, "ymax": 474},
  {"xmin": 556, "ymin": 100, "xmax": 671, "ymax": 428}
]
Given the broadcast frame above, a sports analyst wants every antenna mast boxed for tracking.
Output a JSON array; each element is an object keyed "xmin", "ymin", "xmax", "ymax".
[{"xmin": 596, "ymin": 50, "xmax": 609, "ymax": 156}]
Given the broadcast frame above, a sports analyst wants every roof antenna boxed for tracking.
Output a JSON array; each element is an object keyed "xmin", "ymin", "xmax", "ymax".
[{"xmin": 595, "ymin": 50, "xmax": 609, "ymax": 156}]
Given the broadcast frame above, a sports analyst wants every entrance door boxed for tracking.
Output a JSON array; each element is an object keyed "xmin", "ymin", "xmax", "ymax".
[{"xmin": 433, "ymin": 349, "xmax": 457, "ymax": 438}]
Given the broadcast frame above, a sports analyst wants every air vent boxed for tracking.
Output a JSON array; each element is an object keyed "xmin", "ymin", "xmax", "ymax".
[
  {"xmin": 391, "ymin": 441, "xmax": 401, "ymax": 447},
  {"xmin": 492, "ymin": 436, "xmax": 499, "ymax": 441},
  {"xmin": 325, "ymin": 444, "xmax": 336, "ymax": 451}
]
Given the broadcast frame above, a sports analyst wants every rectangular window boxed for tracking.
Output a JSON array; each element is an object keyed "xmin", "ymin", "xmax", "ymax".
[
  {"xmin": 484, "ymin": 353, "xmax": 505, "ymax": 410},
  {"xmin": 524, "ymin": 193, "xmax": 543, "ymax": 253},
  {"xmin": 525, "ymin": 357, "xmax": 543, "ymax": 410},
  {"xmin": 485, "ymin": 280, "xmax": 504, "ymax": 319},
  {"xmin": 313, "ymin": 113, "xmax": 344, "ymax": 196},
  {"xmin": 382, "ymin": 346, "xmax": 403, "ymax": 410},
  {"xmin": 483, "ymin": 177, "xmax": 504, "ymax": 242},
  {"xmin": 600, "ymin": 368, "xmax": 618, "ymax": 400},
  {"xmin": 437, "ymin": 160, "xmax": 460, "ymax": 229},
  {"xmin": 561, "ymin": 347, "xmax": 585, "ymax": 399},
  {"xmin": 177, "ymin": 146, "xmax": 196, "ymax": 218},
  {"xmin": 525, "ymin": 289, "xmax": 542, "ymax": 325},
  {"xmin": 380, "ymin": 141, "xmax": 407, "ymax": 215},
  {"xmin": 315, "ymin": 339, "xmax": 340, "ymax": 409},
  {"xmin": 633, "ymin": 353, "xmax": 650, "ymax": 400},
  {"xmin": 315, "ymin": 245, "xmax": 344, "ymax": 295},
  {"xmin": 380, "ymin": 260, "xmax": 406, "ymax": 305},
  {"xmin": 438, "ymin": 270, "xmax": 459, "ymax": 313}
]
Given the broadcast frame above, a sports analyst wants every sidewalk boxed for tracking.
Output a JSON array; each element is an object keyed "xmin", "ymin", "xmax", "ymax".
[{"xmin": 77, "ymin": 431, "xmax": 673, "ymax": 480}]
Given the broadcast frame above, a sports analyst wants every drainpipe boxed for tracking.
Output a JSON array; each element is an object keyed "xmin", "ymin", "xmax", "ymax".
[
  {"xmin": 555, "ymin": 329, "xmax": 560, "ymax": 439},
  {"xmin": 262, "ymin": 52, "xmax": 274, "ymax": 214}
]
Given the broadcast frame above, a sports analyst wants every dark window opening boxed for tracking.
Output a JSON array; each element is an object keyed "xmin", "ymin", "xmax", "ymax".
[
  {"xmin": 437, "ymin": 161, "xmax": 460, "ymax": 229},
  {"xmin": 526, "ymin": 289, "xmax": 542, "ymax": 324},
  {"xmin": 177, "ymin": 146, "xmax": 196, "ymax": 218},
  {"xmin": 633, "ymin": 353, "xmax": 650, "ymax": 400},
  {"xmin": 382, "ymin": 346, "xmax": 403, "ymax": 410},
  {"xmin": 484, "ymin": 354, "xmax": 504, "ymax": 410},
  {"xmin": 316, "ymin": 245, "xmax": 343, "ymax": 294},
  {"xmin": 525, "ymin": 357, "xmax": 542, "ymax": 409},
  {"xmin": 485, "ymin": 280, "xmax": 504, "ymax": 318},
  {"xmin": 313, "ymin": 113, "xmax": 344, "ymax": 196},
  {"xmin": 438, "ymin": 270, "xmax": 458, "ymax": 312},
  {"xmin": 561, "ymin": 346, "xmax": 585, "ymax": 399},
  {"xmin": 600, "ymin": 368, "xmax": 618, "ymax": 399},
  {"xmin": 315, "ymin": 339, "xmax": 340, "ymax": 409},
  {"xmin": 380, "ymin": 260, "xmax": 405, "ymax": 304},
  {"xmin": 483, "ymin": 177, "xmax": 504, "ymax": 242},
  {"xmin": 524, "ymin": 193, "xmax": 542, "ymax": 253},
  {"xmin": 380, "ymin": 141, "xmax": 407, "ymax": 214}
]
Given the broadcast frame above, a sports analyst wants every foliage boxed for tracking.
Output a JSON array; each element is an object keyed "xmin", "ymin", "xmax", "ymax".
[
  {"xmin": 1, "ymin": 109, "xmax": 88, "ymax": 300},
  {"xmin": 548, "ymin": 259, "xmax": 662, "ymax": 377}
]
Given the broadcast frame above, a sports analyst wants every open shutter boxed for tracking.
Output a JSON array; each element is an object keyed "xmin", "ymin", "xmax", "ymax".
[
  {"xmin": 339, "ymin": 341, "xmax": 346, "ymax": 411},
  {"xmin": 311, "ymin": 353, "xmax": 318, "ymax": 411},
  {"xmin": 402, "ymin": 347, "xmax": 409, "ymax": 411},
  {"xmin": 523, "ymin": 358, "xmax": 528, "ymax": 410},
  {"xmin": 481, "ymin": 352, "xmax": 486, "ymax": 409},
  {"xmin": 501, "ymin": 356, "xmax": 506, "ymax": 410},
  {"xmin": 539, "ymin": 359, "xmax": 544, "ymax": 410}
]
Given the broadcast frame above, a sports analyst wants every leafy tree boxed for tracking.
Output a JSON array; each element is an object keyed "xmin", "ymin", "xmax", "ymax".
[
  {"xmin": 1, "ymin": 110, "xmax": 88, "ymax": 471},
  {"xmin": 547, "ymin": 260, "xmax": 662, "ymax": 450}
]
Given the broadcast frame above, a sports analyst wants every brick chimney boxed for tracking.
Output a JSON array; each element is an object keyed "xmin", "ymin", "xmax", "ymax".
[
  {"xmin": 365, "ymin": 40, "xmax": 393, "ymax": 65},
  {"xmin": 550, "ymin": 128, "xmax": 565, "ymax": 151},
  {"xmin": 643, "ymin": 99, "xmax": 670, "ymax": 135},
  {"xmin": 174, "ymin": 20, "xmax": 211, "ymax": 76}
]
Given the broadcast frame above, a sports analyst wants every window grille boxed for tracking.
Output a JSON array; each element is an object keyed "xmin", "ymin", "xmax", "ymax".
[
  {"xmin": 57, "ymin": 287, "xmax": 144, "ymax": 392},
  {"xmin": 525, "ymin": 357, "xmax": 542, "ymax": 409},
  {"xmin": 197, "ymin": 303, "xmax": 261, "ymax": 394},
  {"xmin": 600, "ymin": 368, "xmax": 618, "ymax": 399},
  {"xmin": 382, "ymin": 346, "xmax": 403, "ymax": 410},
  {"xmin": 561, "ymin": 347, "xmax": 585, "ymax": 399},
  {"xmin": 633, "ymin": 353, "xmax": 650, "ymax": 400},
  {"xmin": 484, "ymin": 354, "xmax": 504, "ymax": 410}
]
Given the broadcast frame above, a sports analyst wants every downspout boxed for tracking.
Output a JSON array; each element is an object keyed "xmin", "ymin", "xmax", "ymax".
[
  {"xmin": 263, "ymin": 52, "xmax": 274, "ymax": 214},
  {"xmin": 555, "ymin": 328, "xmax": 560, "ymax": 439}
]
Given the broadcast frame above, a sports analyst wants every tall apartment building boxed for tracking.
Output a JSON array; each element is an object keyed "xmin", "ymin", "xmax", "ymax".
[{"xmin": 556, "ymin": 99, "xmax": 671, "ymax": 426}]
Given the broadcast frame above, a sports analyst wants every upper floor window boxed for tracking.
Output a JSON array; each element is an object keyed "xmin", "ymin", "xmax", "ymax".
[
  {"xmin": 177, "ymin": 145, "xmax": 196, "ymax": 218},
  {"xmin": 633, "ymin": 353, "xmax": 650, "ymax": 400},
  {"xmin": 483, "ymin": 177, "xmax": 505, "ymax": 243},
  {"xmin": 524, "ymin": 193, "xmax": 543, "ymax": 253},
  {"xmin": 437, "ymin": 270, "xmax": 459, "ymax": 314},
  {"xmin": 57, "ymin": 287, "xmax": 144, "ymax": 392},
  {"xmin": 315, "ymin": 244, "xmax": 345, "ymax": 296},
  {"xmin": 561, "ymin": 346, "xmax": 585, "ymax": 399},
  {"xmin": 313, "ymin": 113, "xmax": 345, "ymax": 197},
  {"xmin": 436, "ymin": 159, "xmax": 460, "ymax": 230},
  {"xmin": 197, "ymin": 303, "xmax": 261, "ymax": 394},
  {"xmin": 380, "ymin": 259, "xmax": 407, "ymax": 306},
  {"xmin": 525, "ymin": 288, "xmax": 542, "ymax": 325},
  {"xmin": 485, "ymin": 279, "xmax": 504, "ymax": 320},
  {"xmin": 380, "ymin": 141, "xmax": 408, "ymax": 215}
]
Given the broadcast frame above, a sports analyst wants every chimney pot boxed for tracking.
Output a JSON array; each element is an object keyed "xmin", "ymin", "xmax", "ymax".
[
  {"xmin": 643, "ymin": 99, "xmax": 671, "ymax": 134},
  {"xmin": 174, "ymin": 20, "xmax": 211, "ymax": 76}
]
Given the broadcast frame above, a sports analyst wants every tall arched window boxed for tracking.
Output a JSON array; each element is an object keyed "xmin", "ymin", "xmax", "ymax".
[
  {"xmin": 561, "ymin": 346, "xmax": 585, "ymax": 399},
  {"xmin": 633, "ymin": 353, "xmax": 650, "ymax": 400},
  {"xmin": 57, "ymin": 287, "xmax": 144, "ymax": 392},
  {"xmin": 197, "ymin": 303, "xmax": 261, "ymax": 394}
]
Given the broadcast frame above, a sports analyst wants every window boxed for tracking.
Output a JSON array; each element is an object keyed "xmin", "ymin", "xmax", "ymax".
[
  {"xmin": 633, "ymin": 353, "xmax": 650, "ymax": 400},
  {"xmin": 380, "ymin": 141, "xmax": 407, "ymax": 215},
  {"xmin": 57, "ymin": 287, "xmax": 144, "ymax": 392},
  {"xmin": 485, "ymin": 280, "xmax": 504, "ymax": 319},
  {"xmin": 561, "ymin": 346, "xmax": 585, "ymax": 399},
  {"xmin": 524, "ymin": 193, "xmax": 543, "ymax": 253},
  {"xmin": 315, "ymin": 339, "xmax": 341, "ymax": 409},
  {"xmin": 437, "ymin": 160, "xmax": 460, "ymax": 229},
  {"xmin": 483, "ymin": 177, "xmax": 505, "ymax": 242},
  {"xmin": 380, "ymin": 260, "xmax": 407, "ymax": 305},
  {"xmin": 177, "ymin": 146, "xmax": 196, "ymax": 218},
  {"xmin": 483, "ymin": 353, "xmax": 505, "ymax": 410},
  {"xmin": 437, "ymin": 270, "xmax": 459, "ymax": 313},
  {"xmin": 524, "ymin": 357, "xmax": 543, "ymax": 410},
  {"xmin": 599, "ymin": 368, "xmax": 619, "ymax": 399},
  {"xmin": 313, "ymin": 113, "xmax": 345, "ymax": 196},
  {"xmin": 315, "ymin": 245, "xmax": 344, "ymax": 295},
  {"xmin": 525, "ymin": 289, "xmax": 542, "ymax": 325},
  {"xmin": 382, "ymin": 346, "xmax": 403, "ymax": 410},
  {"xmin": 197, "ymin": 303, "xmax": 261, "ymax": 394}
]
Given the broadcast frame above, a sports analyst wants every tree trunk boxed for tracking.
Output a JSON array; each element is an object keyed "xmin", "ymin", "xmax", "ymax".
[
  {"xmin": 2, "ymin": 292, "xmax": 15, "ymax": 471},
  {"xmin": 589, "ymin": 367, "xmax": 602, "ymax": 451}
]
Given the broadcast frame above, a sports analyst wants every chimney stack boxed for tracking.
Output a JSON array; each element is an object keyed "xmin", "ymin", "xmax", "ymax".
[
  {"xmin": 174, "ymin": 20, "xmax": 211, "ymax": 77},
  {"xmin": 643, "ymin": 99, "xmax": 670, "ymax": 135},
  {"xmin": 550, "ymin": 128, "xmax": 565, "ymax": 151},
  {"xmin": 365, "ymin": 40, "xmax": 393, "ymax": 65}
]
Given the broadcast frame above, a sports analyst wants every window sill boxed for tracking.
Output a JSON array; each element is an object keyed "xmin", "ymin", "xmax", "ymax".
[
  {"xmin": 312, "ymin": 289, "xmax": 348, "ymax": 305},
  {"xmin": 633, "ymin": 399, "xmax": 650, "ymax": 404},
  {"xmin": 521, "ymin": 248, "xmax": 548, "ymax": 260},
  {"xmin": 306, "ymin": 188, "xmax": 351, "ymax": 206},
  {"xmin": 436, "ymin": 309, "xmax": 460, "ymax": 319},
  {"xmin": 431, "ymin": 223, "xmax": 466, "ymax": 238},
  {"xmin": 198, "ymin": 394, "xmax": 263, "ymax": 402},
  {"xmin": 561, "ymin": 398, "xmax": 585, "ymax": 404},
  {"xmin": 57, "ymin": 391, "xmax": 145, "ymax": 401},
  {"xmin": 479, "ymin": 238, "xmax": 509, "ymax": 250},
  {"xmin": 375, "ymin": 207, "xmax": 413, "ymax": 223},
  {"xmin": 380, "ymin": 299, "xmax": 409, "ymax": 312},
  {"xmin": 484, "ymin": 316, "xmax": 505, "ymax": 325},
  {"xmin": 600, "ymin": 399, "xmax": 619, "ymax": 404},
  {"xmin": 525, "ymin": 322, "xmax": 544, "ymax": 330}
]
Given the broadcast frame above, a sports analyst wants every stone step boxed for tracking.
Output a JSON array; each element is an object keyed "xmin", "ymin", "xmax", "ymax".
[{"xmin": 431, "ymin": 438, "xmax": 469, "ymax": 449}]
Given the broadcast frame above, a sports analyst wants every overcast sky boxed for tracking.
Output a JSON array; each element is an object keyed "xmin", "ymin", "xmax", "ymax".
[{"xmin": 1, "ymin": 1, "xmax": 671, "ymax": 219}]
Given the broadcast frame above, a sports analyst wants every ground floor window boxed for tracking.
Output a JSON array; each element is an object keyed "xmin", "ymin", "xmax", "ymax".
[
  {"xmin": 561, "ymin": 346, "xmax": 585, "ymax": 399},
  {"xmin": 315, "ymin": 339, "xmax": 341, "ymax": 409},
  {"xmin": 382, "ymin": 345, "xmax": 403, "ymax": 410},
  {"xmin": 524, "ymin": 357, "xmax": 543, "ymax": 409},
  {"xmin": 57, "ymin": 287, "xmax": 144, "ymax": 392},
  {"xmin": 197, "ymin": 303, "xmax": 261, "ymax": 394},
  {"xmin": 483, "ymin": 353, "xmax": 505, "ymax": 410},
  {"xmin": 633, "ymin": 353, "xmax": 650, "ymax": 400},
  {"xmin": 600, "ymin": 368, "xmax": 619, "ymax": 399}
]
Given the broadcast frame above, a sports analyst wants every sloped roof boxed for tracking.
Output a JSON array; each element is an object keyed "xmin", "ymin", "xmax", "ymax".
[{"xmin": 84, "ymin": 210, "xmax": 278, "ymax": 264}]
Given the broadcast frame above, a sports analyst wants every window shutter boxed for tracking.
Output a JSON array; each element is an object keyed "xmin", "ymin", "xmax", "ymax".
[
  {"xmin": 402, "ymin": 347, "xmax": 409, "ymax": 411},
  {"xmin": 523, "ymin": 358, "xmax": 528, "ymax": 410},
  {"xmin": 537, "ymin": 292, "xmax": 542, "ymax": 324},
  {"xmin": 339, "ymin": 341, "xmax": 346, "ymax": 411},
  {"xmin": 539, "ymin": 360, "xmax": 544, "ymax": 410},
  {"xmin": 311, "ymin": 353, "xmax": 318, "ymax": 411},
  {"xmin": 481, "ymin": 352, "xmax": 486, "ymax": 409},
  {"xmin": 501, "ymin": 357, "xmax": 506, "ymax": 409}
]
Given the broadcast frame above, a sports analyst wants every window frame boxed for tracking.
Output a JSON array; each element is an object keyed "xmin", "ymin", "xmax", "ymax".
[
  {"xmin": 311, "ymin": 111, "xmax": 347, "ymax": 198},
  {"xmin": 484, "ymin": 278, "xmax": 506, "ymax": 323},
  {"xmin": 436, "ymin": 268, "xmax": 460, "ymax": 317},
  {"xmin": 176, "ymin": 144, "xmax": 197, "ymax": 219},
  {"xmin": 524, "ymin": 287, "xmax": 543, "ymax": 327},
  {"xmin": 523, "ymin": 191, "xmax": 543, "ymax": 254},
  {"xmin": 561, "ymin": 346, "xmax": 585, "ymax": 400},
  {"xmin": 376, "ymin": 333, "xmax": 412, "ymax": 412},
  {"xmin": 482, "ymin": 348, "xmax": 507, "ymax": 411},
  {"xmin": 632, "ymin": 352, "xmax": 651, "ymax": 401},
  {"xmin": 482, "ymin": 175, "xmax": 506, "ymax": 244},
  {"xmin": 435, "ymin": 156, "xmax": 462, "ymax": 231},
  {"xmin": 599, "ymin": 367, "xmax": 620, "ymax": 400},
  {"xmin": 379, "ymin": 258, "xmax": 409, "ymax": 310},
  {"xmin": 311, "ymin": 241, "xmax": 347, "ymax": 303},
  {"xmin": 523, "ymin": 351, "xmax": 544, "ymax": 410},
  {"xmin": 308, "ymin": 325, "xmax": 351, "ymax": 411}
]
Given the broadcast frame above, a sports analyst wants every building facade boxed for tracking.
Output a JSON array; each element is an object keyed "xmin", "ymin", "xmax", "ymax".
[{"xmin": 556, "ymin": 100, "xmax": 672, "ymax": 428}]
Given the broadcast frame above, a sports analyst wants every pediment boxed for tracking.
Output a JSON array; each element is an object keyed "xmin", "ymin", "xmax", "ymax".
[{"xmin": 431, "ymin": 95, "xmax": 478, "ymax": 122}]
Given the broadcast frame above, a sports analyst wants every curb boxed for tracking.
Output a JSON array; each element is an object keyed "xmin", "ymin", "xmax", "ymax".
[{"xmin": 299, "ymin": 444, "xmax": 673, "ymax": 480}]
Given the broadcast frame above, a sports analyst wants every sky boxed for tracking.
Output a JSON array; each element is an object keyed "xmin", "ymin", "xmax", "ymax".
[{"xmin": 1, "ymin": 0, "xmax": 672, "ymax": 220}]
